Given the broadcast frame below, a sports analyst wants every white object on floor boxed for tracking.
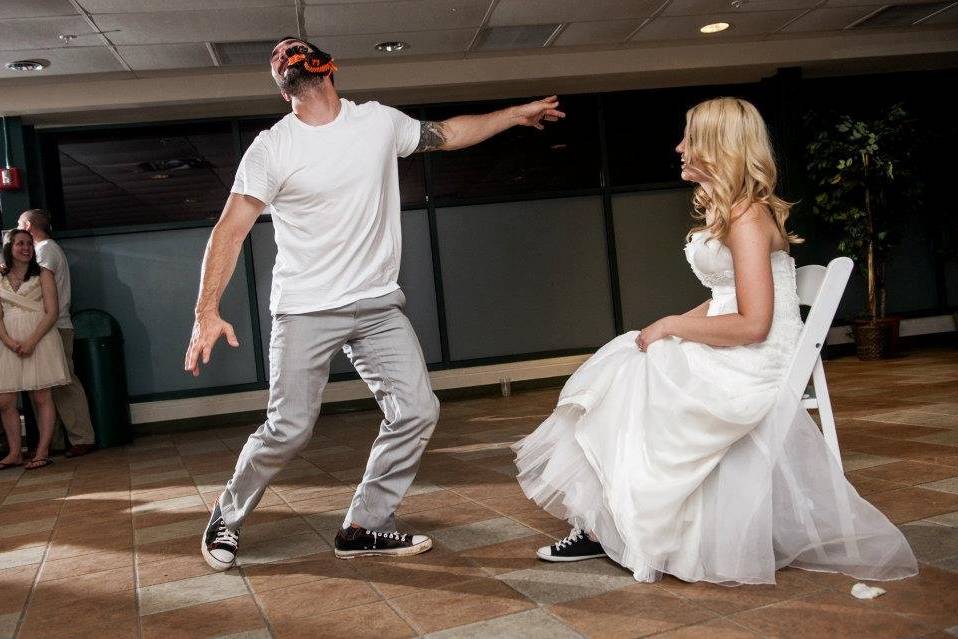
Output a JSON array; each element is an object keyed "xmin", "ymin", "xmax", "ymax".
[{"xmin": 851, "ymin": 582, "xmax": 887, "ymax": 599}]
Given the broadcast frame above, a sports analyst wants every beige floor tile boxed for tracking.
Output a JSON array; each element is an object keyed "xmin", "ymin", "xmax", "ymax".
[
  {"xmin": 271, "ymin": 601, "xmax": 415, "ymax": 639},
  {"xmin": 498, "ymin": 557, "xmax": 635, "ymax": 605},
  {"xmin": 550, "ymin": 582, "xmax": 717, "ymax": 638},
  {"xmin": 0, "ymin": 612, "xmax": 19, "ymax": 639},
  {"xmin": 0, "ymin": 545, "xmax": 45, "ymax": 571},
  {"xmin": 922, "ymin": 477, "xmax": 958, "ymax": 494},
  {"xmin": 138, "ymin": 571, "xmax": 250, "ymax": 616},
  {"xmin": 390, "ymin": 577, "xmax": 535, "ymax": 635},
  {"xmin": 425, "ymin": 608, "xmax": 580, "ymax": 638},
  {"xmin": 430, "ymin": 516, "xmax": 536, "ymax": 552},
  {"xmin": 0, "ymin": 517, "xmax": 57, "ymax": 540},
  {"xmin": 140, "ymin": 594, "xmax": 266, "ymax": 639}
]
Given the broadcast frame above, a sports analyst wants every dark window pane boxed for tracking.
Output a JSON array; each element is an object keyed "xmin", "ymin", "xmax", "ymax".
[
  {"xmin": 605, "ymin": 83, "xmax": 765, "ymax": 187},
  {"xmin": 55, "ymin": 123, "xmax": 236, "ymax": 230},
  {"xmin": 426, "ymin": 94, "xmax": 600, "ymax": 201},
  {"xmin": 239, "ymin": 108, "xmax": 426, "ymax": 208}
]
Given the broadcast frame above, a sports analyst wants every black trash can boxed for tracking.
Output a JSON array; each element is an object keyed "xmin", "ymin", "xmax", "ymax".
[{"xmin": 72, "ymin": 309, "xmax": 132, "ymax": 448}]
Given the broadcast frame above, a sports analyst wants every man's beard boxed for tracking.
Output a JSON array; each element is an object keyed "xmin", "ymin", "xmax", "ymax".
[{"xmin": 278, "ymin": 66, "xmax": 324, "ymax": 97}]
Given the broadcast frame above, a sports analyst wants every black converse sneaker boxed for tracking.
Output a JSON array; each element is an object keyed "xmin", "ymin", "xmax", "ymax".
[
  {"xmin": 537, "ymin": 528, "xmax": 607, "ymax": 562},
  {"xmin": 201, "ymin": 501, "xmax": 240, "ymax": 571},
  {"xmin": 334, "ymin": 526, "xmax": 432, "ymax": 559}
]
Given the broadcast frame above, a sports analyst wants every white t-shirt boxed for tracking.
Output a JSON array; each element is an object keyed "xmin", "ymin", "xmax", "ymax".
[
  {"xmin": 232, "ymin": 99, "xmax": 421, "ymax": 314},
  {"xmin": 34, "ymin": 238, "xmax": 73, "ymax": 330}
]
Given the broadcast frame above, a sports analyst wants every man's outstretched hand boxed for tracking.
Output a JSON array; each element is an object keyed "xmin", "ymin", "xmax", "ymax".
[
  {"xmin": 184, "ymin": 312, "xmax": 240, "ymax": 377},
  {"xmin": 513, "ymin": 96, "xmax": 566, "ymax": 130}
]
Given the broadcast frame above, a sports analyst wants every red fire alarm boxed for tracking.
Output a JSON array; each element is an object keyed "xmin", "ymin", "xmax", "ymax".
[{"xmin": 0, "ymin": 166, "xmax": 21, "ymax": 191}]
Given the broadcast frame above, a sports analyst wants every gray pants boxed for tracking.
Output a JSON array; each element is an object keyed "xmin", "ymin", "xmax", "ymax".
[
  {"xmin": 219, "ymin": 289, "xmax": 439, "ymax": 531},
  {"xmin": 53, "ymin": 329, "xmax": 96, "ymax": 446}
]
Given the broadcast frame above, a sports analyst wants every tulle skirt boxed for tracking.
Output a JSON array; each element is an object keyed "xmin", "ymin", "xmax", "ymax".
[
  {"xmin": 0, "ymin": 309, "xmax": 71, "ymax": 394},
  {"xmin": 513, "ymin": 331, "xmax": 917, "ymax": 585}
]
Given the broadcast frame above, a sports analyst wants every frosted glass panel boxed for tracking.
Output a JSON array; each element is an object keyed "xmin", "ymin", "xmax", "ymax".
[
  {"xmin": 437, "ymin": 197, "xmax": 615, "ymax": 360},
  {"xmin": 250, "ymin": 209, "xmax": 442, "ymax": 378},
  {"xmin": 612, "ymin": 189, "xmax": 706, "ymax": 328},
  {"xmin": 61, "ymin": 228, "xmax": 258, "ymax": 397}
]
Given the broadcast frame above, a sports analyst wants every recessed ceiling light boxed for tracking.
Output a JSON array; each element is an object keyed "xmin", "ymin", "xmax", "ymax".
[
  {"xmin": 375, "ymin": 41, "xmax": 407, "ymax": 53},
  {"xmin": 5, "ymin": 60, "xmax": 48, "ymax": 72},
  {"xmin": 700, "ymin": 22, "xmax": 731, "ymax": 33}
]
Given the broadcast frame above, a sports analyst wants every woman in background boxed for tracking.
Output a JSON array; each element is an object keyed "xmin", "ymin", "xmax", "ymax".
[{"xmin": 0, "ymin": 229, "xmax": 71, "ymax": 470}]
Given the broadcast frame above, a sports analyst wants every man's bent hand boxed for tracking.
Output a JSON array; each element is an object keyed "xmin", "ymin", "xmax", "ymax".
[{"xmin": 185, "ymin": 311, "xmax": 240, "ymax": 377}]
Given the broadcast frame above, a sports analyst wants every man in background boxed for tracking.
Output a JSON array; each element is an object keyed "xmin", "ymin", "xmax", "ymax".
[{"xmin": 19, "ymin": 209, "xmax": 96, "ymax": 457}]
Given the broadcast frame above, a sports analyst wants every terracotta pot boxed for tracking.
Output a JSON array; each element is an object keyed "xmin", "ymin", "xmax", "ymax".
[{"xmin": 852, "ymin": 317, "xmax": 900, "ymax": 360}]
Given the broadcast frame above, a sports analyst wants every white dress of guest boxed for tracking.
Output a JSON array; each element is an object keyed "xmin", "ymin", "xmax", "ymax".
[{"xmin": 0, "ymin": 274, "xmax": 71, "ymax": 393}]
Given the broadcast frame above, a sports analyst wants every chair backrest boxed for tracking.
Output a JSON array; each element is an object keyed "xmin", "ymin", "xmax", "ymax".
[{"xmin": 785, "ymin": 257, "xmax": 854, "ymax": 398}]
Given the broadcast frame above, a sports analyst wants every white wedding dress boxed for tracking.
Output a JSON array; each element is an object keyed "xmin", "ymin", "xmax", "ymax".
[{"xmin": 514, "ymin": 231, "xmax": 917, "ymax": 585}]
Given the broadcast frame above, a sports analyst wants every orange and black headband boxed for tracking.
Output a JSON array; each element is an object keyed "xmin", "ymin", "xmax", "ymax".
[{"xmin": 280, "ymin": 37, "xmax": 337, "ymax": 76}]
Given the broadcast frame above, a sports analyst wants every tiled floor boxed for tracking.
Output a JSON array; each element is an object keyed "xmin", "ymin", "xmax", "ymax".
[{"xmin": 1, "ymin": 344, "xmax": 957, "ymax": 638}]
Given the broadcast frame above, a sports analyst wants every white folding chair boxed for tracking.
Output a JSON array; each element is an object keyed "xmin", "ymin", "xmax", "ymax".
[{"xmin": 784, "ymin": 257, "xmax": 854, "ymax": 465}]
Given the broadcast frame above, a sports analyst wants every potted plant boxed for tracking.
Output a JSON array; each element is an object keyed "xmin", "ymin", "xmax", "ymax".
[{"xmin": 805, "ymin": 103, "xmax": 924, "ymax": 360}]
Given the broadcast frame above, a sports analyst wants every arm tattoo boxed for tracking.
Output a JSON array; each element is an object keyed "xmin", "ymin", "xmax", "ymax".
[{"xmin": 415, "ymin": 120, "xmax": 448, "ymax": 153}]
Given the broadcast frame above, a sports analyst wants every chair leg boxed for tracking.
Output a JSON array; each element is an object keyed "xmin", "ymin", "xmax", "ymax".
[{"xmin": 813, "ymin": 357, "xmax": 841, "ymax": 466}]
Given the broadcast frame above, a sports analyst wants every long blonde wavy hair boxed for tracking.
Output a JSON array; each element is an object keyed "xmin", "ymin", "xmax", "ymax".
[{"xmin": 684, "ymin": 97, "xmax": 800, "ymax": 246}]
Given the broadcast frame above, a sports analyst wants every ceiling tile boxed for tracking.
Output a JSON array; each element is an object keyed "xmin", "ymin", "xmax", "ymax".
[
  {"xmin": 631, "ymin": 9, "xmax": 804, "ymax": 40},
  {"xmin": 93, "ymin": 8, "xmax": 298, "ymax": 45},
  {"xmin": 851, "ymin": 2, "xmax": 955, "ymax": 27},
  {"xmin": 0, "ymin": 0, "xmax": 77, "ymax": 19},
  {"xmin": 83, "ymin": 0, "xmax": 292, "ymax": 11},
  {"xmin": 307, "ymin": 28, "xmax": 475, "ymax": 60},
  {"xmin": 306, "ymin": 0, "xmax": 489, "ymax": 36},
  {"xmin": 781, "ymin": 7, "xmax": 876, "ymax": 32},
  {"xmin": 922, "ymin": 5, "xmax": 958, "ymax": 25},
  {"xmin": 475, "ymin": 24, "xmax": 559, "ymax": 50},
  {"xmin": 0, "ymin": 46, "xmax": 124, "ymax": 77},
  {"xmin": 825, "ymin": 0, "xmax": 949, "ymax": 6},
  {"xmin": 0, "ymin": 16, "xmax": 98, "ymax": 50},
  {"xmin": 489, "ymin": 0, "xmax": 662, "ymax": 27},
  {"xmin": 117, "ymin": 44, "xmax": 215, "ymax": 71},
  {"xmin": 553, "ymin": 20, "xmax": 647, "ymax": 46},
  {"xmin": 663, "ymin": 0, "xmax": 820, "ymax": 16}
]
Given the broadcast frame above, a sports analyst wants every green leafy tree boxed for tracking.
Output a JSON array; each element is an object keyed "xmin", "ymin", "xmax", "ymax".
[{"xmin": 805, "ymin": 104, "xmax": 924, "ymax": 320}]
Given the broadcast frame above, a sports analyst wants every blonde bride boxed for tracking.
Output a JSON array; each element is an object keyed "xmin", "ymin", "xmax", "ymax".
[{"xmin": 513, "ymin": 98, "xmax": 917, "ymax": 585}]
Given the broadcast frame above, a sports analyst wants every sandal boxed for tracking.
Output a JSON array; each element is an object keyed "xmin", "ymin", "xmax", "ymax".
[
  {"xmin": 25, "ymin": 457, "xmax": 54, "ymax": 470},
  {"xmin": 0, "ymin": 461, "xmax": 22, "ymax": 471}
]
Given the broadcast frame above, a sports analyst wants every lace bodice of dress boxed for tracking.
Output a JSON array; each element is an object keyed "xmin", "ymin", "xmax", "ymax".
[{"xmin": 683, "ymin": 231, "xmax": 802, "ymax": 347}]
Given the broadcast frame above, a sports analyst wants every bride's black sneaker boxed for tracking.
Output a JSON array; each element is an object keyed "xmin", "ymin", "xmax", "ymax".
[
  {"xmin": 334, "ymin": 526, "xmax": 432, "ymax": 558},
  {"xmin": 537, "ymin": 528, "xmax": 607, "ymax": 562},
  {"xmin": 201, "ymin": 501, "xmax": 240, "ymax": 571}
]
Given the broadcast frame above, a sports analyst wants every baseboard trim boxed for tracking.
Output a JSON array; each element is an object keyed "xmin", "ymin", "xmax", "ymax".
[
  {"xmin": 129, "ymin": 353, "xmax": 591, "ymax": 424},
  {"xmin": 826, "ymin": 313, "xmax": 956, "ymax": 344}
]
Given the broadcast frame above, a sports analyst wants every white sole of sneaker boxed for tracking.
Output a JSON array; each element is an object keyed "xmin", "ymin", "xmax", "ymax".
[
  {"xmin": 536, "ymin": 548, "xmax": 607, "ymax": 562},
  {"xmin": 334, "ymin": 537, "xmax": 433, "ymax": 559},
  {"xmin": 201, "ymin": 538, "xmax": 235, "ymax": 571}
]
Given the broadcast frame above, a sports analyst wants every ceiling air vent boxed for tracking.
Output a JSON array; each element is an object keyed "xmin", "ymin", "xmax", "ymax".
[
  {"xmin": 210, "ymin": 40, "xmax": 279, "ymax": 66},
  {"xmin": 475, "ymin": 24, "xmax": 561, "ymax": 51},
  {"xmin": 851, "ymin": 2, "xmax": 954, "ymax": 28}
]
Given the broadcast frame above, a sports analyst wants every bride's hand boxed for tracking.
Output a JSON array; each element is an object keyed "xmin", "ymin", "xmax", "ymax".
[{"xmin": 636, "ymin": 317, "xmax": 674, "ymax": 351}]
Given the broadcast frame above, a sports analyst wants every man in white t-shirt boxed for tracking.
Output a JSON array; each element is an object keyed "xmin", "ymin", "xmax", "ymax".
[
  {"xmin": 186, "ymin": 37, "xmax": 564, "ymax": 570},
  {"xmin": 18, "ymin": 209, "xmax": 96, "ymax": 457}
]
